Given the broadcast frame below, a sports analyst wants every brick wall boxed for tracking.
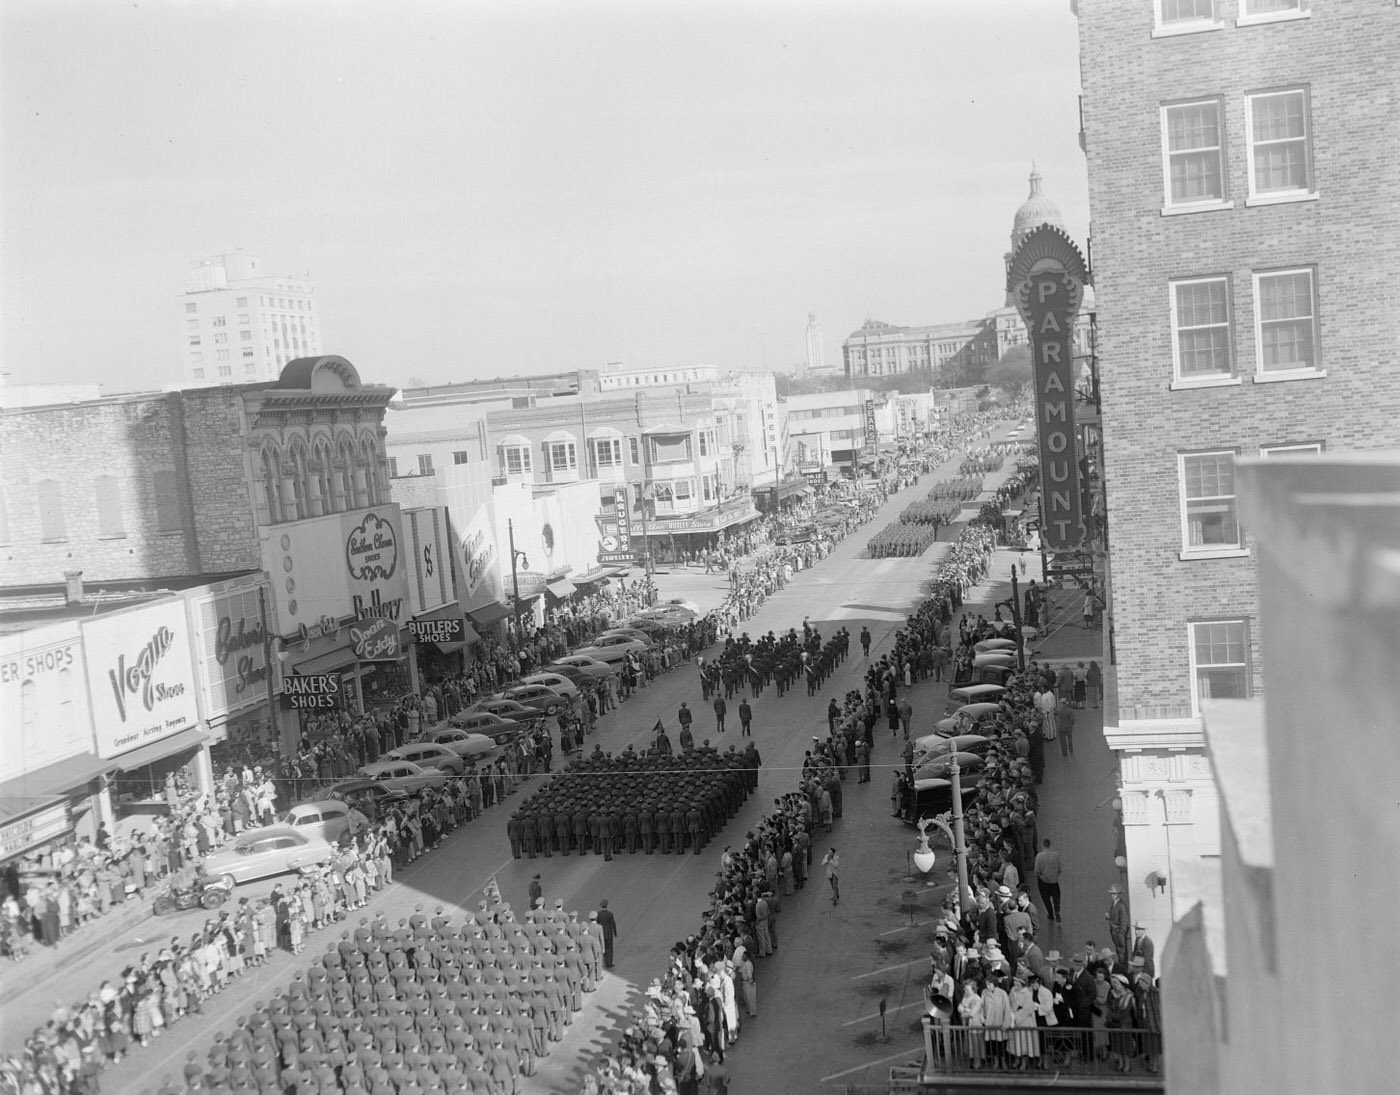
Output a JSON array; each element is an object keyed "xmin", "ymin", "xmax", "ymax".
[
  {"xmin": 1078, "ymin": 0, "xmax": 1400, "ymax": 715},
  {"xmin": 181, "ymin": 389, "xmax": 263, "ymax": 573}
]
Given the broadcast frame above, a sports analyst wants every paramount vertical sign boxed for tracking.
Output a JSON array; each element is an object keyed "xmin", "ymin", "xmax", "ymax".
[{"xmin": 1009, "ymin": 225, "xmax": 1089, "ymax": 552}]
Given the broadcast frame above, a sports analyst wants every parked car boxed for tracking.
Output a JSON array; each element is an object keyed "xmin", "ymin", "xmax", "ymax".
[
  {"xmin": 420, "ymin": 727, "xmax": 498, "ymax": 760},
  {"xmin": 597, "ymin": 627, "xmax": 654, "ymax": 645},
  {"xmin": 321, "ymin": 779, "xmax": 409, "ymax": 819},
  {"xmin": 201, "ymin": 827, "xmax": 337, "ymax": 886},
  {"xmin": 497, "ymin": 683, "xmax": 567, "ymax": 718},
  {"xmin": 548, "ymin": 655, "xmax": 615, "ymax": 682},
  {"xmin": 276, "ymin": 801, "xmax": 369, "ymax": 844},
  {"xmin": 382, "ymin": 742, "xmax": 467, "ymax": 776},
  {"xmin": 575, "ymin": 633, "xmax": 650, "ymax": 664},
  {"xmin": 518, "ymin": 672, "xmax": 580, "ymax": 701},
  {"xmin": 448, "ymin": 709, "xmax": 529, "ymax": 745},
  {"xmin": 464, "ymin": 697, "xmax": 544, "ymax": 728},
  {"xmin": 356, "ymin": 760, "xmax": 448, "ymax": 795}
]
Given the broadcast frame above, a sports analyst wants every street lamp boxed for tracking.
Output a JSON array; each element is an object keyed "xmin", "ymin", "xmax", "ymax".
[
  {"xmin": 507, "ymin": 518, "xmax": 529, "ymax": 632},
  {"xmin": 996, "ymin": 568, "xmax": 1028, "ymax": 672}
]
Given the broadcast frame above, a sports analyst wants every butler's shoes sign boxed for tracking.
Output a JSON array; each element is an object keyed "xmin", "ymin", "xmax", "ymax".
[
  {"xmin": 83, "ymin": 600, "xmax": 200, "ymax": 758},
  {"xmin": 346, "ymin": 511, "xmax": 399, "ymax": 582}
]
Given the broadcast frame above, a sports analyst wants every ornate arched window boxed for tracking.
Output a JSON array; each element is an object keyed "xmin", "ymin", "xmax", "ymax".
[
  {"xmin": 334, "ymin": 437, "xmax": 356, "ymax": 512},
  {"xmin": 313, "ymin": 437, "xmax": 336, "ymax": 515},
  {"xmin": 260, "ymin": 445, "xmax": 283, "ymax": 524},
  {"xmin": 287, "ymin": 440, "xmax": 311, "ymax": 520}
]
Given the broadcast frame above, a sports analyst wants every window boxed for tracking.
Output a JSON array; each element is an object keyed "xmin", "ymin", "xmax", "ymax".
[
  {"xmin": 217, "ymin": 349, "xmax": 230, "ymax": 361},
  {"xmin": 547, "ymin": 441, "xmax": 578, "ymax": 473},
  {"xmin": 237, "ymin": 314, "xmax": 250, "ymax": 324},
  {"xmin": 214, "ymin": 332, "xmax": 228, "ymax": 344},
  {"xmin": 191, "ymin": 352, "xmax": 203, "ymax": 364},
  {"xmin": 192, "ymin": 369, "xmax": 205, "ymax": 380},
  {"xmin": 187, "ymin": 318, "xmax": 199, "ymax": 330},
  {"xmin": 242, "ymin": 349, "xmax": 254, "ymax": 358},
  {"xmin": 94, "ymin": 475, "xmax": 125, "ymax": 538},
  {"xmin": 592, "ymin": 437, "xmax": 622, "ymax": 468},
  {"xmin": 1163, "ymin": 100, "xmax": 1227, "ymax": 208},
  {"xmin": 701, "ymin": 474, "xmax": 717, "ymax": 502},
  {"xmin": 628, "ymin": 437, "xmax": 640, "ymax": 465},
  {"xmin": 1156, "ymin": 0, "xmax": 1220, "ymax": 33},
  {"xmin": 1261, "ymin": 442, "xmax": 1323, "ymax": 457},
  {"xmin": 452, "ymin": 451, "xmax": 470, "ymax": 465},
  {"xmin": 1190, "ymin": 620, "xmax": 1251, "ymax": 709},
  {"xmin": 417, "ymin": 454, "xmax": 434, "ymax": 476},
  {"xmin": 500, "ymin": 445, "xmax": 532, "ymax": 476},
  {"xmin": 212, "ymin": 316, "xmax": 226, "ymax": 327},
  {"xmin": 189, "ymin": 336, "xmax": 201, "ymax": 346},
  {"xmin": 1180, "ymin": 451, "xmax": 1242, "ymax": 553},
  {"xmin": 648, "ymin": 436, "xmax": 690, "ymax": 462},
  {"xmin": 1239, "ymin": 0, "xmax": 1307, "ymax": 24},
  {"xmin": 1247, "ymin": 89, "xmax": 1312, "ymax": 199},
  {"xmin": 698, "ymin": 429, "xmax": 716, "ymax": 457},
  {"xmin": 218, "ymin": 365, "xmax": 232, "ymax": 377},
  {"xmin": 185, "ymin": 302, "xmax": 197, "ymax": 314},
  {"xmin": 673, "ymin": 479, "xmax": 693, "ymax": 501},
  {"xmin": 241, "ymin": 330, "xmax": 252, "ymax": 341},
  {"xmin": 37, "ymin": 479, "xmax": 66, "ymax": 541},
  {"xmin": 388, "ymin": 457, "xmax": 399, "ymax": 478},
  {"xmin": 236, "ymin": 296, "xmax": 248, "ymax": 307},
  {"xmin": 1254, "ymin": 269, "xmax": 1319, "ymax": 375},
  {"xmin": 1170, "ymin": 277, "xmax": 1233, "ymax": 380}
]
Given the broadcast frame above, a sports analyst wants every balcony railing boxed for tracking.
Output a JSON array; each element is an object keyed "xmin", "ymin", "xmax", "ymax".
[{"xmin": 921, "ymin": 1022, "xmax": 1163, "ymax": 1085}]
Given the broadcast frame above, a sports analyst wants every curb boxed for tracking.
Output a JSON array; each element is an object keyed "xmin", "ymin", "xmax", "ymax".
[{"xmin": 0, "ymin": 899, "xmax": 159, "ymax": 1005}]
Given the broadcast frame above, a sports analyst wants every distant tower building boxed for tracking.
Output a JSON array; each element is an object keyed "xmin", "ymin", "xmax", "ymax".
[
  {"xmin": 1004, "ymin": 166, "xmax": 1065, "ymax": 306},
  {"xmin": 805, "ymin": 313, "xmax": 826, "ymax": 375},
  {"xmin": 179, "ymin": 252, "xmax": 322, "ymax": 386}
]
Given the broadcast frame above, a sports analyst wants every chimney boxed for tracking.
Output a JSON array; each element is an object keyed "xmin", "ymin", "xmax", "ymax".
[{"xmin": 64, "ymin": 570, "xmax": 84, "ymax": 605}]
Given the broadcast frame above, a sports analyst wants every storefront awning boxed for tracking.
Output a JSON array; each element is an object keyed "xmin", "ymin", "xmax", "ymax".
[
  {"xmin": 110, "ymin": 729, "xmax": 211, "ymax": 773},
  {"xmin": 423, "ymin": 640, "xmax": 466, "ymax": 655},
  {"xmin": 292, "ymin": 646, "xmax": 359, "ymax": 675},
  {"xmin": 0, "ymin": 753, "xmax": 117, "ymax": 823},
  {"xmin": 574, "ymin": 567, "xmax": 622, "ymax": 586},
  {"xmin": 466, "ymin": 601, "xmax": 513, "ymax": 626},
  {"xmin": 546, "ymin": 578, "xmax": 577, "ymax": 599}
]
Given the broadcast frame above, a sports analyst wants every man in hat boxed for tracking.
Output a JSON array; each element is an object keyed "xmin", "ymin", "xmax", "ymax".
[
  {"xmin": 528, "ymin": 875, "xmax": 543, "ymax": 910},
  {"xmin": 1104, "ymin": 886, "xmax": 1129, "ymax": 959},
  {"xmin": 595, "ymin": 900, "xmax": 619, "ymax": 969},
  {"xmin": 1130, "ymin": 922, "xmax": 1155, "ymax": 977}
]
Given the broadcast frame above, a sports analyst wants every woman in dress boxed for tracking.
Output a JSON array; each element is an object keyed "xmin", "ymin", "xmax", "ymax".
[
  {"xmin": 980, "ymin": 975, "xmax": 1013, "ymax": 1070},
  {"xmin": 1091, "ymin": 967, "xmax": 1111, "ymax": 1058},
  {"xmin": 1007, "ymin": 974, "xmax": 1039, "ymax": 1069},
  {"xmin": 1105, "ymin": 973, "xmax": 1138, "ymax": 1072},
  {"xmin": 958, "ymin": 979, "xmax": 986, "ymax": 1068}
]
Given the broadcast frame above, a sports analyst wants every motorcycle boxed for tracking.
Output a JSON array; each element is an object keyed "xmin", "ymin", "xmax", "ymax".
[{"xmin": 152, "ymin": 873, "xmax": 233, "ymax": 915}]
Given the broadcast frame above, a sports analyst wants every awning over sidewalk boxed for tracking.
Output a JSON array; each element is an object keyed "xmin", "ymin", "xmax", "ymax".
[
  {"xmin": 0, "ymin": 753, "xmax": 116, "ymax": 823},
  {"xmin": 466, "ymin": 601, "xmax": 513, "ymax": 627},
  {"xmin": 110, "ymin": 729, "xmax": 211, "ymax": 772},
  {"xmin": 546, "ymin": 578, "xmax": 577, "ymax": 599}
]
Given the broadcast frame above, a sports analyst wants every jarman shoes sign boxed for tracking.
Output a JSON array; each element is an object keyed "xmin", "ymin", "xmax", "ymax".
[
  {"xmin": 84, "ymin": 600, "xmax": 200, "ymax": 758},
  {"xmin": 1009, "ymin": 225, "xmax": 1089, "ymax": 552}
]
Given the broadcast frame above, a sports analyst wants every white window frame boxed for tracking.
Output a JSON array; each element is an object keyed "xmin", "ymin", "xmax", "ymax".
[
  {"xmin": 1168, "ymin": 275, "xmax": 1238, "ymax": 388},
  {"xmin": 1252, "ymin": 267, "xmax": 1323, "ymax": 381},
  {"xmin": 592, "ymin": 437, "xmax": 622, "ymax": 469},
  {"xmin": 1178, "ymin": 450, "xmax": 1247, "ymax": 559},
  {"xmin": 546, "ymin": 441, "xmax": 577, "ymax": 474},
  {"xmin": 1237, "ymin": 0, "xmax": 1308, "ymax": 27},
  {"xmin": 1245, "ymin": 88, "xmax": 1316, "ymax": 205},
  {"xmin": 1188, "ymin": 619, "xmax": 1252, "ymax": 715},
  {"xmin": 1161, "ymin": 99, "xmax": 1231, "ymax": 214},
  {"xmin": 500, "ymin": 445, "xmax": 532, "ymax": 477},
  {"xmin": 417, "ymin": 454, "xmax": 434, "ymax": 476},
  {"xmin": 1153, "ymin": 0, "xmax": 1223, "ymax": 37},
  {"xmin": 1260, "ymin": 442, "xmax": 1323, "ymax": 457}
]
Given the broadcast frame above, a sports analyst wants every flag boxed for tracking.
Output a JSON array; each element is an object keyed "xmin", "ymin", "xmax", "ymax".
[{"xmin": 652, "ymin": 719, "xmax": 666, "ymax": 735}]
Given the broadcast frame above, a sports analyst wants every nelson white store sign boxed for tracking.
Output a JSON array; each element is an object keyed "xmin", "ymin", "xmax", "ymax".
[{"xmin": 84, "ymin": 601, "xmax": 200, "ymax": 759}]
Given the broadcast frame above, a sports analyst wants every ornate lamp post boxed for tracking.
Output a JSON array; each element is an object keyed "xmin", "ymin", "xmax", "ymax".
[{"xmin": 507, "ymin": 518, "xmax": 529, "ymax": 632}]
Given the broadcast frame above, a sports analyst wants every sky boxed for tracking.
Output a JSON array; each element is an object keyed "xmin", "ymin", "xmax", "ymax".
[{"xmin": 0, "ymin": 0, "xmax": 1088, "ymax": 394}]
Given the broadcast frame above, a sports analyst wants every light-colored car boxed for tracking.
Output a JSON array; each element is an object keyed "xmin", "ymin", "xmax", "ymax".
[
  {"xmin": 278, "ymin": 801, "xmax": 369, "ymax": 844},
  {"xmin": 576, "ymin": 633, "xmax": 650, "ymax": 664},
  {"xmin": 519, "ymin": 672, "xmax": 580, "ymax": 701},
  {"xmin": 421, "ymin": 727, "xmax": 498, "ymax": 760},
  {"xmin": 449, "ymin": 709, "xmax": 529, "ymax": 745},
  {"xmin": 356, "ymin": 760, "xmax": 449, "ymax": 794},
  {"xmin": 465, "ymin": 697, "xmax": 544, "ymax": 728},
  {"xmin": 383, "ymin": 742, "xmax": 466, "ymax": 776},
  {"xmin": 202, "ymin": 827, "xmax": 337, "ymax": 886},
  {"xmin": 598, "ymin": 627, "xmax": 654, "ymax": 645},
  {"xmin": 548, "ymin": 655, "xmax": 615, "ymax": 682}
]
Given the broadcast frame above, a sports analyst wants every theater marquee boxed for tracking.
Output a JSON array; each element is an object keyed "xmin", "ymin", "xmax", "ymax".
[{"xmin": 1008, "ymin": 225, "xmax": 1089, "ymax": 552}]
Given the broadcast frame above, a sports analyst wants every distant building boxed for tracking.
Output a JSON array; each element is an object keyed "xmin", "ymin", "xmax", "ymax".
[
  {"xmin": 1077, "ymin": 0, "xmax": 1400, "ymax": 962},
  {"xmin": 804, "ymin": 313, "xmax": 830, "ymax": 375},
  {"xmin": 596, "ymin": 361, "xmax": 719, "ymax": 390},
  {"xmin": 179, "ymin": 252, "xmax": 322, "ymax": 385}
]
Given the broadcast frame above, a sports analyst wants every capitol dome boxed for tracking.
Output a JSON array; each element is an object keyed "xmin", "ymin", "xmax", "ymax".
[{"xmin": 1011, "ymin": 165, "xmax": 1064, "ymax": 250}]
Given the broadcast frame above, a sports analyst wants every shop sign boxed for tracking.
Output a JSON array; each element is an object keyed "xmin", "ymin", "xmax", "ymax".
[
  {"xmin": 194, "ymin": 583, "xmax": 276, "ymax": 717},
  {"xmin": 402, "ymin": 507, "xmax": 454, "ymax": 616},
  {"xmin": 613, "ymin": 485, "xmax": 632, "ymax": 550},
  {"xmin": 350, "ymin": 617, "xmax": 400, "ymax": 662},
  {"xmin": 0, "ymin": 622, "xmax": 92, "ymax": 783},
  {"xmin": 863, "ymin": 399, "xmax": 878, "ymax": 448},
  {"xmin": 282, "ymin": 674, "xmax": 341, "ymax": 710},
  {"xmin": 458, "ymin": 505, "xmax": 499, "ymax": 602},
  {"xmin": 0, "ymin": 802, "xmax": 71, "ymax": 860},
  {"xmin": 513, "ymin": 570, "xmax": 547, "ymax": 599},
  {"xmin": 1009, "ymin": 225, "xmax": 1089, "ymax": 552},
  {"xmin": 83, "ymin": 599, "xmax": 200, "ymax": 759},
  {"xmin": 408, "ymin": 617, "xmax": 464, "ymax": 645}
]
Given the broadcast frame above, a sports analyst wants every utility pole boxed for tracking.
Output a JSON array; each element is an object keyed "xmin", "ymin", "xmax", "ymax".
[
  {"xmin": 258, "ymin": 585, "xmax": 281, "ymax": 756},
  {"xmin": 508, "ymin": 519, "xmax": 527, "ymax": 633}
]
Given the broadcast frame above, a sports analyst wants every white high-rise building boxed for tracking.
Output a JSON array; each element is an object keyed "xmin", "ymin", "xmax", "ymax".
[
  {"xmin": 179, "ymin": 252, "xmax": 322, "ymax": 386},
  {"xmin": 804, "ymin": 313, "xmax": 827, "ymax": 375}
]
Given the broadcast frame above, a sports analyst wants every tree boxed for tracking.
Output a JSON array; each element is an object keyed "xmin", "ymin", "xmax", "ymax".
[{"xmin": 984, "ymin": 344, "xmax": 1032, "ymax": 391}]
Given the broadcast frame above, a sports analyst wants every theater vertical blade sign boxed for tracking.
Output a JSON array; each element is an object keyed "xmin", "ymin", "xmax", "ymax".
[{"xmin": 1009, "ymin": 225, "xmax": 1089, "ymax": 552}]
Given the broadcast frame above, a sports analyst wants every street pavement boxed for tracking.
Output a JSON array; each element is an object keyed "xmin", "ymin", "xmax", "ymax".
[{"xmin": 1, "ymin": 416, "xmax": 1125, "ymax": 1093}]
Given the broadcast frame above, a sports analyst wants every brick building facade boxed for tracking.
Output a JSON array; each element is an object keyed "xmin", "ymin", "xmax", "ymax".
[{"xmin": 1077, "ymin": 0, "xmax": 1400, "ymax": 952}]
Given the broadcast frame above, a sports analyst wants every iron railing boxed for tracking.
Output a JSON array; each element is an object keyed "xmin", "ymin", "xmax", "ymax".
[{"xmin": 924, "ymin": 1022, "xmax": 1163, "ymax": 1080}]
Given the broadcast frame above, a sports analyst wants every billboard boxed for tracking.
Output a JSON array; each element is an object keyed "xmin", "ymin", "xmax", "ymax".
[
  {"xmin": 260, "ymin": 505, "xmax": 410, "ymax": 634},
  {"xmin": 457, "ymin": 503, "xmax": 501, "ymax": 607},
  {"xmin": 863, "ymin": 399, "xmax": 879, "ymax": 447},
  {"xmin": 83, "ymin": 599, "xmax": 200, "ymax": 759},
  {"xmin": 189, "ymin": 579, "xmax": 278, "ymax": 720},
  {"xmin": 1009, "ymin": 225, "xmax": 1089, "ymax": 552},
  {"xmin": 0, "ymin": 621, "xmax": 94, "ymax": 781},
  {"xmin": 401, "ymin": 506, "xmax": 455, "ymax": 617}
]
